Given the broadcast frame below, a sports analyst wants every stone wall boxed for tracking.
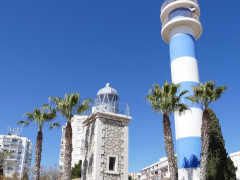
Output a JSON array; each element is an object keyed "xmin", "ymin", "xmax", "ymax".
[
  {"xmin": 101, "ymin": 119, "xmax": 127, "ymax": 180},
  {"xmin": 82, "ymin": 112, "xmax": 131, "ymax": 180},
  {"xmin": 82, "ymin": 121, "xmax": 96, "ymax": 180}
]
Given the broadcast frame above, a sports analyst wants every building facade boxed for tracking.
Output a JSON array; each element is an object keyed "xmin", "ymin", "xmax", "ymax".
[
  {"xmin": 230, "ymin": 151, "xmax": 240, "ymax": 180},
  {"xmin": 140, "ymin": 157, "xmax": 170, "ymax": 180},
  {"xmin": 59, "ymin": 115, "xmax": 88, "ymax": 172},
  {"xmin": 139, "ymin": 152, "xmax": 240, "ymax": 180},
  {"xmin": 0, "ymin": 129, "xmax": 32, "ymax": 178},
  {"xmin": 160, "ymin": 0, "xmax": 203, "ymax": 179}
]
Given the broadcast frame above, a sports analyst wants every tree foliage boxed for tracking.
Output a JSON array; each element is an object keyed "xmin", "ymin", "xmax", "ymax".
[
  {"xmin": 207, "ymin": 109, "xmax": 236, "ymax": 180},
  {"xmin": 49, "ymin": 93, "xmax": 91, "ymax": 122},
  {"xmin": 147, "ymin": 82, "xmax": 188, "ymax": 114},
  {"xmin": 71, "ymin": 160, "xmax": 82, "ymax": 179},
  {"xmin": 187, "ymin": 81, "xmax": 227, "ymax": 109},
  {"xmin": 18, "ymin": 105, "xmax": 57, "ymax": 180},
  {"xmin": 147, "ymin": 82, "xmax": 188, "ymax": 180},
  {"xmin": 18, "ymin": 104, "xmax": 57, "ymax": 130},
  {"xmin": 50, "ymin": 93, "xmax": 91, "ymax": 180},
  {"xmin": 128, "ymin": 175, "xmax": 132, "ymax": 180},
  {"xmin": 188, "ymin": 81, "xmax": 227, "ymax": 180}
]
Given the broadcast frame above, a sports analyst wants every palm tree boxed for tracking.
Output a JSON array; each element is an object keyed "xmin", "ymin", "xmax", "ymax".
[
  {"xmin": 49, "ymin": 93, "xmax": 91, "ymax": 180},
  {"xmin": 187, "ymin": 81, "xmax": 227, "ymax": 180},
  {"xmin": 18, "ymin": 105, "xmax": 57, "ymax": 180},
  {"xmin": 0, "ymin": 150, "xmax": 11, "ymax": 177},
  {"xmin": 147, "ymin": 82, "xmax": 188, "ymax": 180}
]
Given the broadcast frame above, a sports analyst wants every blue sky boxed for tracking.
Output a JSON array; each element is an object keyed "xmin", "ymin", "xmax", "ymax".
[{"xmin": 0, "ymin": 0, "xmax": 240, "ymax": 173}]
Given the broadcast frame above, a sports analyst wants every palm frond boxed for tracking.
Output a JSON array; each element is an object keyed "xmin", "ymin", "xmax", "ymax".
[
  {"xmin": 205, "ymin": 81, "xmax": 215, "ymax": 90},
  {"xmin": 69, "ymin": 93, "xmax": 80, "ymax": 107},
  {"xmin": 186, "ymin": 96, "xmax": 198, "ymax": 103},
  {"xmin": 17, "ymin": 121, "xmax": 30, "ymax": 126},
  {"xmin": 41, "ymin": 104, "xmax": 51, "ymax": 110},
  {"xmin": 49, "ymin": 96, "xmax": 61, "ymax": 104},
  {"xmin": 24, "ymin": 112, "xmax": 34, "ymax": 121},
  {"xmin": 49, "ymin": 122, "xmax": 60, "ymax": 129},
  {"xmin": 213, "ymin": 86, "xmax": 227, "ymax": 101},
  {"xmin": 188, "ymin": 81, "xmax": 227, "ymax": 108},
  {"xmin": 177, "ymin": 104, "xmax": 188, "ymax": 114},
  {"xmin": 147, "ymin": 82, "xmax": 187, "ymax": 114},
  {"xmin": 170, "ymin": 84, "xmax": 178, "ymax": 96},
  {"xmin": 51, "ymin": 93, "xmax": 91, "ymax": 121},
  {"xmin": 178, "ymin": 90, "xmax": 188, "ymax": 98},
  {"xmin": 77, "ymin": 98, "xmax": 92, "ymax": 114}
]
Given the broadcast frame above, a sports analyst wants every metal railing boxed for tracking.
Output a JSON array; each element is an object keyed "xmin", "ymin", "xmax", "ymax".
[
  {"xmin": 162, "ymin": 8, "xmax": 199, "ymax": 27},
  {"xmin": 83, "ymin": 102, "xmax": 131, "ymax": 117},
  {"xmin": 161, "ymin": 0, "xmax": 198, "ymax": 12},
  {"xmin": 169, "ymin": 8, "xmax": 192, "ymax": 21}
]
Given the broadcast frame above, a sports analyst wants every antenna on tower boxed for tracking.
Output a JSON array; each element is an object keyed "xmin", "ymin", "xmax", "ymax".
[{"xmin": 8, "ymin": 126, "xmax": 22, "ymax": 136}]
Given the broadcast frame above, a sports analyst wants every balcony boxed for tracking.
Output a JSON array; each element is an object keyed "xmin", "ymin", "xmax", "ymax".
[
  {"xmin": 161, "ymin": 0, "xmax": 198, "ymax": 12},
  {"xmin": 169, "ymin": 8, "xmax": 192, "ymax": 21},
  {"xmin": 161, "ymin": 5, "xmax": 202, "ymax": 42},
  {"xmin": 85, "ymin": 102, "xmax": 131, "ymax": 117},
  {"xmin": 162, "ymin": 7, "xmax": 199, "ymax": 28}
]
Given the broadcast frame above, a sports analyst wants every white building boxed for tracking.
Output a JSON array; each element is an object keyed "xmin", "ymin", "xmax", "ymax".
[
  {"xmin": 59, "ymin": 115, "xmax": 88, "ymax": 172},
  {"xmin": 140, "ymin": 157, "xmax": 170, "ymax": 180},
  {"xmin": 0, "ymin": 129, "xmax": 32, "ymax": 178},
  {"xmin": 139, "ymin": 152, "xmax": 240, "ymax": 180},
  {"xmin": 230, "ymin": 151, "xmax": 240, "ymax": 180}
]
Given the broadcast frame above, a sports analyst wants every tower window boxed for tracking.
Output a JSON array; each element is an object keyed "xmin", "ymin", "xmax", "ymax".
[{"xmin": 109, "ymin": 157, "xmax": 116, "ymax": 171}]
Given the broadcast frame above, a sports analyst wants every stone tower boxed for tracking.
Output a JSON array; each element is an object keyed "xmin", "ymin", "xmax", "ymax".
[{"xmin": 82, "ymin": 83, "xmax": 131, "ymax": 180}]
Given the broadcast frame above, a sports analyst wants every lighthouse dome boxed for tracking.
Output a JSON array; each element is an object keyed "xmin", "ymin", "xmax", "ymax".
[
  {"xmin": 93, "ymin": 83, "xmax": 119, "ymax": 113},
  {"xmin": 97, "ymin": 83, "xmax": 118, "ymax": 96}
]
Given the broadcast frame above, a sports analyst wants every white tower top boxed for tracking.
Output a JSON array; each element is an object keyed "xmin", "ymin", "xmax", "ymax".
[
  {"xmin": 93, "ymin": 83, "xmax": 119, "ymax": 113},
  {"xmin": 160, "ymin": 0, "xmax": 202, "ymax": 43},
  {"xmin": 97, "ymin": 83, "xmax": 118, "ymax": 96}
]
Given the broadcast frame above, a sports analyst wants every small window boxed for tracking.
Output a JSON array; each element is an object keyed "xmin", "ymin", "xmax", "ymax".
[{"xmin": 109, "ymin": 157, "xmax": 116, "ymax": 171}]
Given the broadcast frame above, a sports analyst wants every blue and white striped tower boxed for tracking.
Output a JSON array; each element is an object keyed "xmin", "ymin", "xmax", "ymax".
[{"xmin": 160, "ymin": 0, "xmax": 202, "ymax": 179}]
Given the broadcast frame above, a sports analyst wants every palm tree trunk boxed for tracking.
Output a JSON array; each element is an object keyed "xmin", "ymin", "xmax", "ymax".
[
  {"xmin": 163, "ymin": 113, "xmax": 178, "ymax": 180},
  {"xmin": 200, "ymin": 109, "xmax": 210, "ymax": 180},
  {"xmin": 64, "ymin": 120, "xmax": 72, "ymax": 180},
  {"xmin": 34, "ymin": 130, "xmax": 43, "ymax": 180}
]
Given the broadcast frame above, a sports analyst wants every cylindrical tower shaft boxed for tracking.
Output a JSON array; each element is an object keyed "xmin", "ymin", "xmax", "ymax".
[{"xmin": 160, "ymin": 1, "xmax": 203, "ymax": 179}]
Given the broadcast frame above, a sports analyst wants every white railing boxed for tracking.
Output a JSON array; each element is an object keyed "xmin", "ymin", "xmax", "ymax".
[
  {"xmin": 162, "ymin": 8, "xmax": 199, "ymax": 27},
  {"xmin": 83, "ymin": 102, "xmax": 131, "ymax": 117},
  {"xmin": 161, "ymin": 0, "xmax": 198, "ymax": 12}
]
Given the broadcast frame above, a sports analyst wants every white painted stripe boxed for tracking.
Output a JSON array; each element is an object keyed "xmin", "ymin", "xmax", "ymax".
[
  {"xmin": 171, "ymin": 56, "xmax": 200, "ymax": 84},
  {"xmin": 170, "ymin": 26, "xmax": 195, "ymax": 38},
  {"xmin": 178, "ymin": 168, "xmax": 200, "ymax": 179},
  {"xmin": 174, "ymin": 107, "xmax": 202, "ymax": 139}
]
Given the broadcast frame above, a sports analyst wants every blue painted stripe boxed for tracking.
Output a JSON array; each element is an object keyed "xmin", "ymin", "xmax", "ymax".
[
  {"xmin": 177, "ymin": 81, "xmax": 202, "ymax": 109},
  {"xmin": 170, "ymin": 33, "xmax": 196, "ymax": 62},
  {"xmin": 176, "ymin": 137, "xmax": 201, "ymax": 169}
]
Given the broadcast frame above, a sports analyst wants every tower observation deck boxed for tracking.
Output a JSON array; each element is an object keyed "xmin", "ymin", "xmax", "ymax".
[
  {"xmin": 160, "ymin": 0, "xmax": 203, "ymax": 179},
  {"xmin": 161, "ymin": 0, "xmax": 202, "ymax": 43}
]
